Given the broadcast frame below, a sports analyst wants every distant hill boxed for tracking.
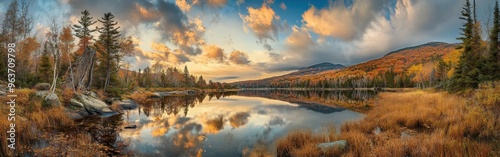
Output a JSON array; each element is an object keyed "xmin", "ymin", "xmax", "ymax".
[
  {"xmin": 384, "ymin": 42, "xmax": 450, "ymax": 57},
  {"xmin": 288, "ymin": 62, "xmax": 345, "ymax": 76},
  {"xmin": 233, "ymin": 42, "xmax": 458, "ymax": 88},
  {"xmin": 232, "ymin": 62, "xmax": 345, "ymax": 87}
]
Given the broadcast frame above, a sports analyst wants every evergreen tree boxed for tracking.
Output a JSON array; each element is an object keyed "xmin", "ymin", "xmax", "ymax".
[
  {"xmin": 482, "ymin": 1, "xmax": 500, "ymax": 81},
  {"xmin": 448, "ymin": 0, "xmax": 480, "ymax": 92},
  {"xmin": 72, "ymin": 10, "xmax": 97, "ymax": 56},
  {"xmin": 38, "ymin": 42, "xmax": 53, "ymax": 83},
  {"xmin": 95, "ymin": 12, "xmax": 121, "ymax": 91},
  {"xmin": 184, "ymin": 65, "xmax": 190, "ymax": 87},
  {"xmin": 72, "ymin": 10, "xmax": 97, "ymax": 90}
]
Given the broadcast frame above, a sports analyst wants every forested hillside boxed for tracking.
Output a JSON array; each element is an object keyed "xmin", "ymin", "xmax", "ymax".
[{"xmin": 234, "ymin": 42, "xmax": 459, "ymax": 88}]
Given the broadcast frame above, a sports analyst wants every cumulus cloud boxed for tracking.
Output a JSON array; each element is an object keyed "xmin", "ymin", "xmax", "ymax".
[
  {"xmin": 240, "ymin": 4, "xmax": 284, "ymax": 51},
  {"xmin": 302, "ymin": 0, "xmax": 390, "ymax": 41},
  {"xmin": 203, "ymin": 45, "xmax": 226, "ymax": 63},
  {"xmin": 229, "ymin": 50, "xmax": 251, "ymax": 65},
  {"xmin": 134, "ymin": 42, "xmax": 191, "ymax": 65}
]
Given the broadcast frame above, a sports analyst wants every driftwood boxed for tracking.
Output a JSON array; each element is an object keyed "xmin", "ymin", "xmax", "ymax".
[{"xmin": 64, "ymin": 47, "xmax": 95, "ymax": 92}]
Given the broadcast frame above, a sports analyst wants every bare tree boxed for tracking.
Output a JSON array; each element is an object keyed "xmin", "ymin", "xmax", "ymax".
[{"xmin": 47, "ymin": 17, "xmax": 61, "ymax": 93}]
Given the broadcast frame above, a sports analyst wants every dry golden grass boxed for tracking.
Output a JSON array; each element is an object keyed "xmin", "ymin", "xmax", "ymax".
[
  {"xmin": 60, "ymin": 87, "xmax": 75, "ymax": 104},
  {"xmin": 0, "ymin": 89, "xmax": 113, "ymax": 156},
  {"xmin": 126, "ymin": 91, "xmax": 154, "ymax": 104},
  {"xmin": 277, "ymin": 83, "xmax": 500, "ymax": 157}
]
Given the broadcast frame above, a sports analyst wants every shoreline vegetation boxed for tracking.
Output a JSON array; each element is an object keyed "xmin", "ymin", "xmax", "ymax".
[{"xmin": 275, "ymin": 81, "xmax": 500, "ymax": 157}]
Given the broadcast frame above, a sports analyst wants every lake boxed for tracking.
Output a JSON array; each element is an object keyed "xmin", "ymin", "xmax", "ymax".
[{"xmin": 82, "ymin": 90, "xmax": 376, "ymax": 156}]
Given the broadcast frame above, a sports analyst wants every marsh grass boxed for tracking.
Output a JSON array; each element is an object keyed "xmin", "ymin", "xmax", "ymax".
[{"xmin": 277, "ymin": 82, "xmax": 500, "ymax": 157}]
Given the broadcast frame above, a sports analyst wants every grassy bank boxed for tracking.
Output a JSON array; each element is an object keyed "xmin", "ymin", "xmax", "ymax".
[
  {"xmin": 0, "ymin": 89, "xmax": 111, "ymax": 156},
  {"xmin": 277, "ymin": 82, "xmax": 500, "ymax": 156}
]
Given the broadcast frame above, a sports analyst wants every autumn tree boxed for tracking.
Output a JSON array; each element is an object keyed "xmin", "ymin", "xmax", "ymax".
[
  {"xmin": 95, "ymin": 12, "xmax": 121, "ymax": 91},
  {"xmin": 59, "ymin": 26, "xmax": 75, "ymax": 79},
  {"xmin": 197, "ymin": 75, "xmax": 207, "ymax": 89}
]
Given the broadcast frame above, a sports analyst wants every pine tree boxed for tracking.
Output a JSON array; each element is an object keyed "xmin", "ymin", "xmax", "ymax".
[
  {"xmin": 72, "ymin": 10, "xmax": 97, "ymax": 56},
  {"xmin": 482, "ymin": 1, "xmax": 500, "ymax": 81},
  {"xmin": 448, "ymin": 0, "xmax": 480, "ymax": 92},
  {"xmin": 184, "ymin": 65, "xmax": 190, "ymax": 87},
  {"xmin": 72, "ymin": 10, "xmax": 97, "ymax": 90},
  {"xmin": 38, "ymin": 42, "xmax": 53, "ymax": 83},
  {"xmin": 95, "ymin": 12, "xmax": 121, "ymax": 91}
]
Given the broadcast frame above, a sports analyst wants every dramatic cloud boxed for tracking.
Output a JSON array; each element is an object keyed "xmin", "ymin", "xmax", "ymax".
[
  {"xmin": 302, "ymin": 0, "xmax": 390, "ymax": 41},
  {"xmin": 240, "ymin": 4, "xmax": 284, "ymax": 51},
  {"xmin": 203, "ymin": 45, "xmax": 226, "ymax": 63},
  {"xmin": 66, "ymin": 0, "xmax": 207, "ymax": 57},
  {"xmin": 229, "ymin": 50, "xmax": 251, "ymax": 65},
  {"xmin": 135, "ymin": 42, "xmax": 191, "ymax": 65}
]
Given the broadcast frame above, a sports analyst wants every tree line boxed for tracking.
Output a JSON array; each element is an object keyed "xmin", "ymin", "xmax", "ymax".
[{"xmin": 0, "ymin": 0, "xmax": 232, "ymax": 97}]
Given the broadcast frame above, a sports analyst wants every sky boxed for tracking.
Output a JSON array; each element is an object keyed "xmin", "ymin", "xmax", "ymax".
[{"xmin": 0, "ymin": 0, "xmax": 494, "ymax": 82}]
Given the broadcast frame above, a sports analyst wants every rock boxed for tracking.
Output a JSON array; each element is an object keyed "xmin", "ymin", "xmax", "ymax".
[
  {"xmin": 33, "ymin": 83, "xmax": 51, "ymax": 91},
  {"xmin": 373, "ymin": 127, "xmax": 381, "ymax": 135},
  {"xmin": 75, "ymin": 93, "xmax": 112, "ymax": 115},
  {"xmin": 0, "ymin": 91, "xmax": 6, "ymax": 96},
  {"xmin": 316, "ymin": 140, "xmax": 348, "ymax": 152},
  {"xmin": 187, "ymin": 90, "xmax": 196, "ymax": 95},
  {"xmin": 69, "ymin": 99, "xmax": 84, "ymax": 108},
  {"xmin": 66, "ymin": 111, "xmax": 84, "ymax": 120},
  {"xmin": 150, "ymin": 92, "xmax": 162, "ymax": 98},
  {"xmin": 35, "ymin": 90, "xmax": 61, "ymax": 107},
  {"xmin": 124, "ymin": 125, "xmax": 137, "ymax": 129},
  {"xmin": 118, "ymin": 99, "xmax": 138, "ymax": 110}
]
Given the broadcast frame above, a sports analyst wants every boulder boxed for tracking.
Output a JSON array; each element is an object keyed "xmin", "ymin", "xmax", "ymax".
[
  {"xmin": 66, "ymin": 111, "xmax": 84, "ymax": 120},
  {"xmin": 316, "ymin": 140, "xmax": 348, "ymax": 152},
  {"xmin": 35, "ymin": 90, "xmax": 61, "ymax": 107},
  {"xmin": 118, "ymin": 99, "xmax": 138, "ymax": 110},
  {"xmin": 149, "ymin": 92, "xmax": 162, "ymax": 98},
  {"xmin": 33, "ymin": 83, "xmax": 51, "ymax": 91},
  {"xmin": 69, "ymin": 99, "xmax": 84, "ymax": 108},
  {"xmin": 75, "ymin": 93, "xmax": 114, "ymax": 115}
]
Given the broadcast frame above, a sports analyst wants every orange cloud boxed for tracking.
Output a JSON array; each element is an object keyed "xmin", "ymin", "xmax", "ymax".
[
  {"xmin": 176, "ymin": 0, "xmax": 192, "ymax": 12},
  {"xmin": 302, "ymin": 0, "xmax": 388, "ymax": 41},
  {"xmin": 229, "ymin": 50, "xmax": 251, "ymax": 65},
  {"xmin": 203, "ymin": 45, "xmax": 226, "ymax": 63},
  {"xmin": 240, "ymin": 4, "xmax": 280, "ymax": 41}
]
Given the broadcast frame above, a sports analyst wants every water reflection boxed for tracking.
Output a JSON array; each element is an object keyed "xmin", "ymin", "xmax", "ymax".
[{"xmin": 111, "ymin": 90, "xmax": 371, "ymax": 156}]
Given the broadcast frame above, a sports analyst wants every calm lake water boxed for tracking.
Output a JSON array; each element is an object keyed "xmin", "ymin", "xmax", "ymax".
[{"xmin": 84, "ymin": 90, "xmax": 376, "ymax": 156}]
